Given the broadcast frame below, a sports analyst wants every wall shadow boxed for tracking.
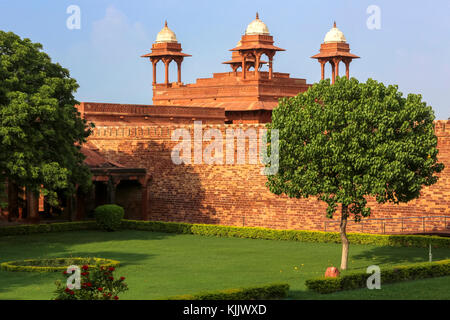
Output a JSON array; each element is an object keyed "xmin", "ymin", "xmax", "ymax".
[{"xmin": 96, "ymin": 138, "xmax": 219, "ymax": 225}]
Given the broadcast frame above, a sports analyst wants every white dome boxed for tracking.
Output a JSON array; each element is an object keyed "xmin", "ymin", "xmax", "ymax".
[
  {"xmin": 155, "ymin": 21, "xmax": 177, "ymax": 43},
  {"xmin": 323, "ymin": 22, "xmax": 346, "ymax": 43},
  {"xmin": 245, "ymin": 13, "xmax": 270, "ymax": 35}
]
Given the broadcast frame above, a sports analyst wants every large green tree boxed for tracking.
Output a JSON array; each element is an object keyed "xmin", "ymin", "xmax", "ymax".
[
  {"xmin": 266, "ymin": 77, "xmax": 444, "ymax": 270},
  {"xmin": 0, "ymin": 31, "xmax": 93, "ymax": 214}
]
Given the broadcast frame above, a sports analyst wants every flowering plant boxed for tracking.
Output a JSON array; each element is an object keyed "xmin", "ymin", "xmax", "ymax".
[{"xmin": 54, "ymin": 265, "xmax": 128, "ymax": 300}]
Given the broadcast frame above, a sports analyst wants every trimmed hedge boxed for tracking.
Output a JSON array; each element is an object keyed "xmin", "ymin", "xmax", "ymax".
[
  {"xmin": 305, "ymin": 259, "xmax": 450, "ymax": 294},
  {"xmin": 0, "ymin": 221, "xmax": 97, "ymax": 236},
  {"xmin": 120, "ymin": 220, "xmax": 450, "ymax": 249},
  {"xmin": 1, "ymin": 219, "xmax": 449, "ymax": 249},
  {"xmin": 0, "ymin": 257, "xmax": 120, "ymax": 273},
  {"xmin": 162, "ymin": 283, "xmax": 290, "ymax": 300}
]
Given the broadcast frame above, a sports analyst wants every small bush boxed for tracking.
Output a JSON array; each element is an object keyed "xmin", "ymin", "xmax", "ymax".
[
  {"xmin": 163, "ymin": 283, "xmax": 290, "ymax": 300},
  {"xmin": 305, "ymin": 259, "xmax": 450, "ymax": 294},
  {"xmin": 94, "ymin": 205, "xmax": 124, "ymax": 231},
  {"xmin": 54, "ymin": 264, "xmax": 128, "ymax": 300}
]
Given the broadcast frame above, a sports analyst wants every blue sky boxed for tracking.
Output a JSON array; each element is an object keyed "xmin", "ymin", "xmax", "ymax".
[{"xmin": 0, "ymin": 0, "xmax": 449, "ymax": 119}]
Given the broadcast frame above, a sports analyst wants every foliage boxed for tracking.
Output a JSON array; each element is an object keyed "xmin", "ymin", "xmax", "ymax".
[
  {"xmin": 266, "ymin": 76, "xmax": 443, "ymax": 221},
  {"xmin": 0, "ymin": 30, "xmax": 94, "ymax": 207},
  {"xmin": 164, "ymin": 283, "xmax": 290, "ymax": 300},
  {"xmin": 1, "ymin": 219, "xmax": 449, "ymax": 249},
  {"xmin": 1, "ymin": 257, "xmax": 120, "ymax": 272},
  {"xmin": 94, "ymin": 204, "xmax": 124, "ymax": 231},
  {"xmin": 54, "ymin": 264, "xmax": 128, "ymax": 300},
  {"xmin": 265, "ymin": 77, "xmax": 444, "ymax": 268},
  {"xmin": 305, "ymin": 259, "xmax": 450, "ymax": 294},
  {"xmin": 121, "ymin": 220, "xmax": 450, "ymax": 249}
]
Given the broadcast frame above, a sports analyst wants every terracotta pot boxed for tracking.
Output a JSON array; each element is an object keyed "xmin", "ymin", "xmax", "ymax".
[{"xmin": 325, "ymin": 266, "xmax": 340, "ymax": 278}]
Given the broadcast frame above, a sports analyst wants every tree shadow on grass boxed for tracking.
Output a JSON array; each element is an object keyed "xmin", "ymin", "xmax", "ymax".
[
  {"xmin": 0, "ymin": 228, "xmax": 179, "ymax": 260},
  {"xmin": 351, "ymin": 245, "xmax": 450, "ymax": 266},
  {"xmin": 0, "ymin": 271, "xmax": 61, "ymax": 299}
]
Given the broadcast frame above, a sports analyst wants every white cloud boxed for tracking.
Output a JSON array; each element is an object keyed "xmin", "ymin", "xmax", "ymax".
[
  {"xmin": 65, "ymin": 5, "xmax": 153, "ymax": 104},
  {"xmin": 90, "ymin": 6, "xmax": 148, "ymax": 59}
]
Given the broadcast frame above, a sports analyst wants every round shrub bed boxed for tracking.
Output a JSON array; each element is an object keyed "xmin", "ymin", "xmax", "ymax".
[{"xmin": 0, "ymin": 257, "xmax": 120, "ymax": 272}]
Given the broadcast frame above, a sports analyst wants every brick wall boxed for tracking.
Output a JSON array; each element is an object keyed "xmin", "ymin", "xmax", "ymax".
[{"xmin": 87, "ymin": 120, "xmax": 450, "ymax": 234}]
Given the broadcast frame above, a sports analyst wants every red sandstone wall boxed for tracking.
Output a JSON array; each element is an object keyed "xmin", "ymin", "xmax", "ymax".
[
  {"xmin": 152, "ymin": 71, "xmax": 311, "ymax": 111},
  {"xmin": 87, "ymin": 121, "xmax": 450, "ymax": 234}
]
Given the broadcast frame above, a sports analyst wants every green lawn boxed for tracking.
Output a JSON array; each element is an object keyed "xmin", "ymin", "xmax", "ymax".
[{"xmin": 0, "ymin": 230, "xmax": 449, "ymax": 300}]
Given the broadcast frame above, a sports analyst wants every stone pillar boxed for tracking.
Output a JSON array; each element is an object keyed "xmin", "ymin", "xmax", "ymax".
[
  {"xmin": 241, "ymin": 54, "xmax": 246, "ymax": 80},
  {"xmin": 320, "ymin": 60, "xmax": 326, "ymax": 80},
  {"xmin": 344, "ymin": 60, "xmax": 350, "ymax": 79},
  {"xmin": 162, "ymin": 58, "xmax": 171, "ymax": 85},
  {"xmin": 268, "ymin": 56, "xmax": 273, "ymax": 80},
  {"xmin": 165, "ymin": 60, "xmax": 169, "ymax": 85},
  {"xmin": 176, "ymin": 59, "xmax": 182, "ymax": 83},
  {"xmin": 254, "ymin": 51, "xmax": 260, "ymax": 80},
  {"xmin": 331, "ymin": 61, "xmax": 336, "ymax": 85},
  {"xmin": 334, "ymin": 58, "xmax": 340, "ymax": 80},
  {"xmin": 151, "ymin": 59, "xmax": 157, "ymax": 85}
]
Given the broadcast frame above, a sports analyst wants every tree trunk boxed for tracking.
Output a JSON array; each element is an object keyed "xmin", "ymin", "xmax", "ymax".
[{"xmin": 340, "ymin": 204, "xmax": 349, "ymax": 270}]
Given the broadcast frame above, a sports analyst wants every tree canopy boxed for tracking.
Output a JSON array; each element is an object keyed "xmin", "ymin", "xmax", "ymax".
[
  {"xmin": 0, "ymin": 30, "xmax": 93, "ymax": 207},
  {"xmin": 266, "ymin": 77, "xmax": 444, "ymax": 269}
]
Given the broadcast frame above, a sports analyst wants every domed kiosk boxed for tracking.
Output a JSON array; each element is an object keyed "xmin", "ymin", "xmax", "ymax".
[
  {"xmin": 141, "ymin": 21, "xmax": 191, "ymax": 86},
  {"xmin": 311, "ymin": 22, "xmax": 359, "ymax": 84},
  {"xmin": 229, "ymin": 13, "xmax": 285, "ymax": 80}
]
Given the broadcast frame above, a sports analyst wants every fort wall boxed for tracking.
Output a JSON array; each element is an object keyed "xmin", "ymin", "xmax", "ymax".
[{"xmin": 86, "ymin": 120, "xmax": 450, "ymax": 234}]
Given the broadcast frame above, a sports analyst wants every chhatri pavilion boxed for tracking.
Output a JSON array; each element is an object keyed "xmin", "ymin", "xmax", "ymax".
[{"xmin": 141, "ymin": 14, "xmax": 359, "ymax": 123}]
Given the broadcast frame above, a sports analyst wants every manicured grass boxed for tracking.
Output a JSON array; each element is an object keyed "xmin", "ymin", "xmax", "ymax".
[{"xmin": 0, "ymin": 230, "xmax": 449, "ymax": 300}]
